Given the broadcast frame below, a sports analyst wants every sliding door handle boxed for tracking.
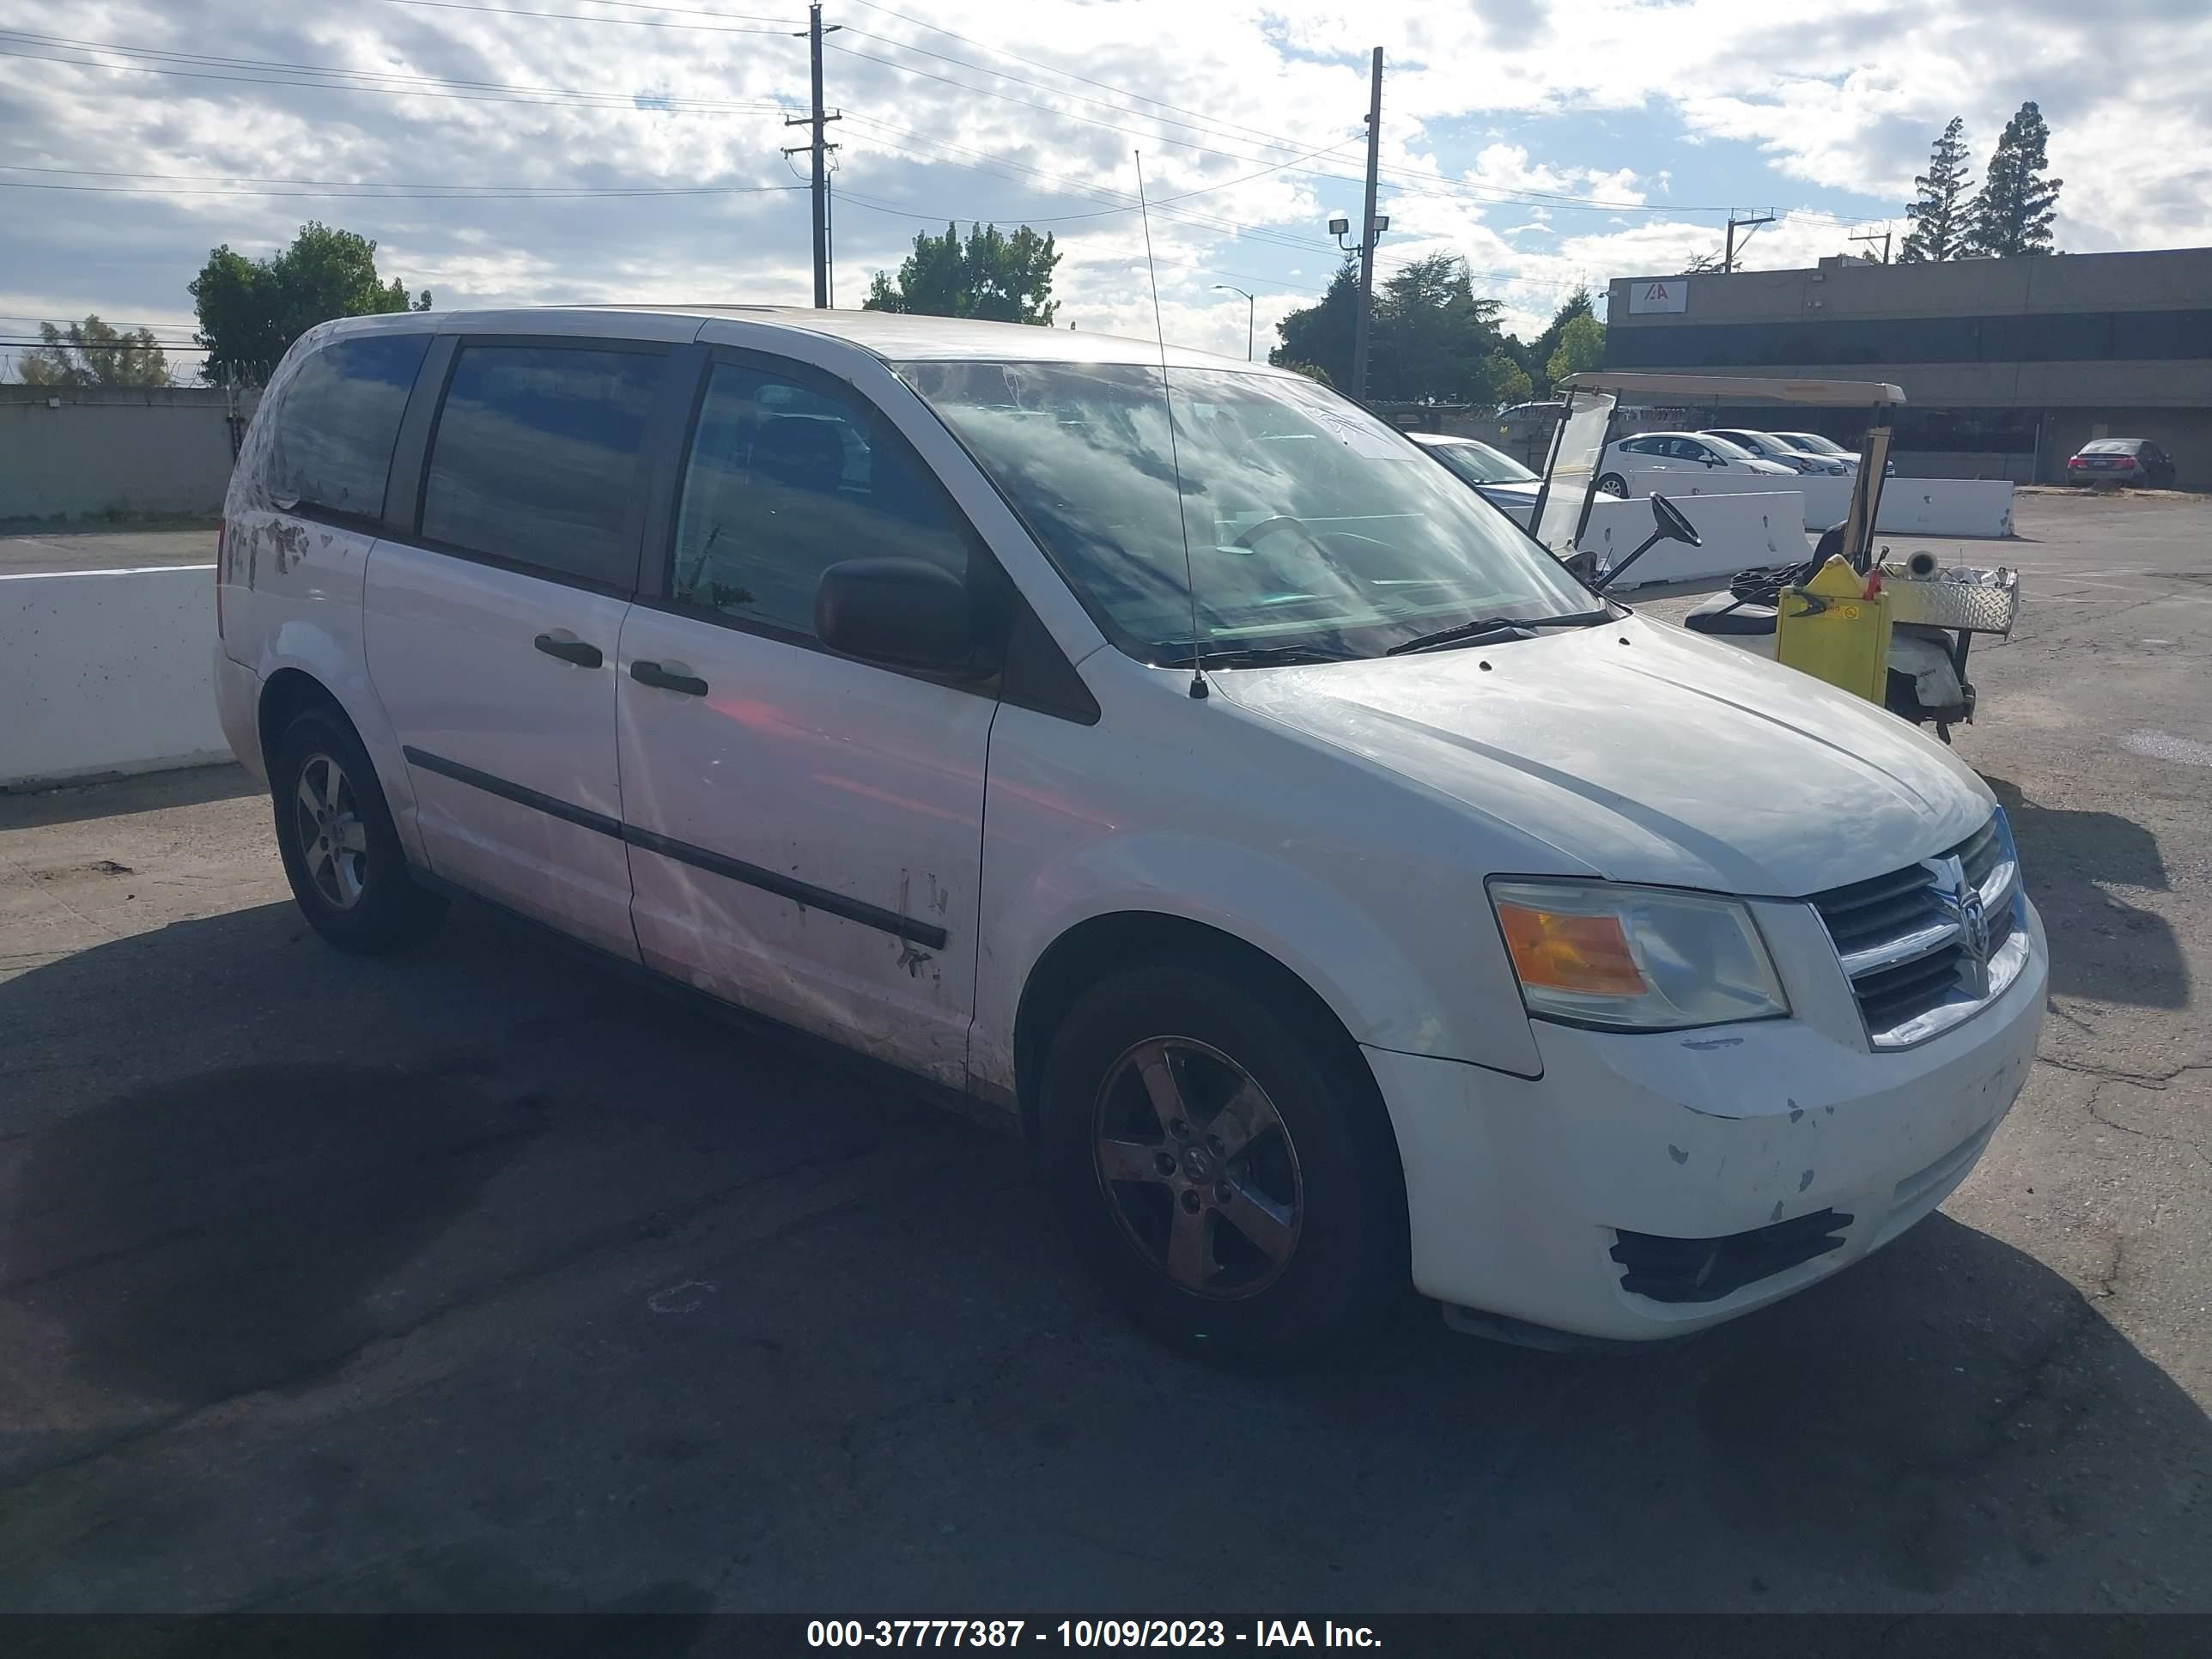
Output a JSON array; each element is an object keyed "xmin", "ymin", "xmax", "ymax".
[
  {"xmin": 534, "ymin": 633, "xmax": 603, "ymax": 668},
  {"xmin": 631, "ymin": 659, "xmax": 708, "ymax": 696}
]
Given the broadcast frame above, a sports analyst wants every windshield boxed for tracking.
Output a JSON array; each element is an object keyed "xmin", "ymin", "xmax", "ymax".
[
  {"xmin": 902, "ymin": 362, "xmax": 1595, "ymax": 662},
  {"xmin": 1426, "ymin": 438, "xmax": 1538, "ymax": 487},
  {"xmin": 1698, "ymin": 433, "xmax": 1759, "ymax": 461},
  {"xmin": 1777, "ymin": 431, "xmax": 1849, "ymax": 456}
]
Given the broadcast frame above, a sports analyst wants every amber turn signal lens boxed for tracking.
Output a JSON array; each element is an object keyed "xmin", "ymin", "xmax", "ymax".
[{"xmin": 1497, "ymin": 902, "xmax": 1650, "ymax": 997}]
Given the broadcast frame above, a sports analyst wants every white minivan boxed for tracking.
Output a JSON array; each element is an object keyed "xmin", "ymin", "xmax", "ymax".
[{"xmin": 216, "ymin": 307, "xmax": 2046, "ymax": 1361}]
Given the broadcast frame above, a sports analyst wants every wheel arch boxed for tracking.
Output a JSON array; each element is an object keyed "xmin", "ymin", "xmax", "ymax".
[{"xmin": 1012, "ymin": 910, "xmax": 1394, "ymax": 1157}]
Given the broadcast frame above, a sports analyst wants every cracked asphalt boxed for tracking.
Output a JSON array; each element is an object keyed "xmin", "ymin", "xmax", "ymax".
[{"xmin": 1, "ymin": 492, "xmax": 2208, "ymax": 1616}]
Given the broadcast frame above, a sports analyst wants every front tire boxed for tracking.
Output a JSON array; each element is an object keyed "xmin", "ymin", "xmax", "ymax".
[
  {"xmin": 270, "ymin": 706, "xmax": 447, "ymax": 955},
  {"xmin": 1038, "ymin": 963, "xmax": 1407, "ymax": 1364}
]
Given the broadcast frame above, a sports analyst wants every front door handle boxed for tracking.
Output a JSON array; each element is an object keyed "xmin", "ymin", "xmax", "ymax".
[
  {"xmin": 631, "ymin": 659, "xmax": 708, "ymax": 696},
  {"xmin": 534, "ymin": 632, "xmax": 603, "ymax": 668}
]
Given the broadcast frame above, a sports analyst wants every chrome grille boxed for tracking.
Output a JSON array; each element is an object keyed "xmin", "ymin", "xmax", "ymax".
[{"xmin": 1811, "ymin": 809, "xmax": 2028, "ymax": 1049}]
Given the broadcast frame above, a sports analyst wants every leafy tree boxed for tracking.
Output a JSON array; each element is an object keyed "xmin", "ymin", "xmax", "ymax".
[
  {"xmin": 1544, "ymin": 312, "xmax": 1606, "ymax": 388},
  {"xmin": 1966, "ymin": 101, "xmax": 2062, "ymax": 258},
  {"xmin": 1485, "ymin": 349, "xmax": 1533, "ymax": 409},
  {"xmin": 861, "ymin": 222, "xmax": 1060, "ymax": 323},
  {"xmin": 1367, "ymin": 254, "xmax": 1507, "ymax": 403},
  {"xmin": 1680, "ymin": 251, "xmax": 1726, "ymax": 274},
  {"xmin": 1268, "ymin": 257, "xmax": 1359, "ymax": 388},
  {"xmin": 1512, "ymin": 289, "xmax": 1595, "ymax": 397},
  {"xmin": 1900, "ymin": 116, "xmax": 1977, "ymax": 263},
  {"xmin": 1273, "ymin": 254, "xmax": 1515, "ymax": 404},
  {"xmin": 188, "ymin": 222, "xmax": 430, "ymax": 383},
  {"xmin": 19, "ymin": 315, "xmax": 172, "ymax": 387}
]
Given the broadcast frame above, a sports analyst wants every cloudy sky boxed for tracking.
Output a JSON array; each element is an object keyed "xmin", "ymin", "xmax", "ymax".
[{"xmin": 3, "ymin": 0, "xmax": 2209, "ymax": 380}]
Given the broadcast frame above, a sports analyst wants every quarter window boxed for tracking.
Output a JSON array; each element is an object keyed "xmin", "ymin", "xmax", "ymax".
[
  {"xmin": 268, "ymin": 332, "xmax": 432, "ymax": 524},
  {"xmin": 669, "ymin": 361, "xmax": 975, "ymax": 642},
  {"xmin": 420, "ymin": 343, "xmax": 663, "ymax": 586}
]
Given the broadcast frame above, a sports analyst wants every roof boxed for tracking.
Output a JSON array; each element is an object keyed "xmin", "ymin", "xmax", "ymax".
[
  {"xmin": 317, "ymin": 304, "xmax": 1275, "ymax": 374},
  {"xmin": 1556, "ymin": 370, "xmax": 1906, "ymax": 406}
]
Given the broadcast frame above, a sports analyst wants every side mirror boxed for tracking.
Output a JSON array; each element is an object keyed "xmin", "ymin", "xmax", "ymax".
[
  {"xmin": 816, "ymin": 558, "xmax": 974, "ymax": 672},
  {"xmin": 1651, "ymin": 493, "xmax": 1702, "ymax": 546},
  {"xmin": 1590, "ymin": 494, "xmax": 1700, "ymax": 592}
]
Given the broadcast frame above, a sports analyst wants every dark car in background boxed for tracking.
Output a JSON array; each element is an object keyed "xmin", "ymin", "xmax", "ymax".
[{"xmin": 2067, "ymin": 439, "xmax": 2176, "ymax": 489}]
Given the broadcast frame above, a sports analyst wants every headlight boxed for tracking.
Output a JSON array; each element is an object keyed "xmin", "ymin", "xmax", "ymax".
[{"xmin": 1488, "ymin": 880, "xmax": 1789, "ymax": 1031}]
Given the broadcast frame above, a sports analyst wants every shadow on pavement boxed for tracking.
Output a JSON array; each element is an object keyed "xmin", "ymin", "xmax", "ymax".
[
  {"xmin": 0, "ymin": 763, "xmax": 264, "ymax": 830},
  {"xmin": 1987, "ymin": 774, "xmax": 2187, "ymax": 1007},
  {"xmin": 1, "ymin": 895, "xmax": 2205, "ymax": 1613}
]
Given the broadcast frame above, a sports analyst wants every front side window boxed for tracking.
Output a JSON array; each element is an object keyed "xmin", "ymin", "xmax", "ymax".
[
  {"xmin": 669, "ymin": 361, "xmax": 977, "ymax": 642},
  {"xmin": 420, "ymin": 343, "xmax": 663, "ymax": 585},
  {"xmin": 269, "ymin": 332, "xmax": 431, "ymax": 523},
  {"xmin": 902, "ymin": 361, "xmax": 1594, "ymax": 663}
]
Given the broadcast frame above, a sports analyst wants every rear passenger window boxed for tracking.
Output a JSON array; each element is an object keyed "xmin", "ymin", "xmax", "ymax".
[
  {"xmin": 269, "ymin": 333, "xmax": 431, "ymax": 523},
  {"xmin": 668, "ymin": 362, "xmax": 975, "ymax": 641},
  {"xmin": 420, "ymin": 343, "xmax": 662, "ymax": 586}
]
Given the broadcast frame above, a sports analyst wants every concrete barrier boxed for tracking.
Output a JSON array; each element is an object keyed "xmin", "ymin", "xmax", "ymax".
[
  {"xmin": 1583, "ymin": 492, "xmax": 1809, "ymax": 589},
  {"xmin": 0, "ymin": 566, "xmax": 228, "ymax": 787},
  {"xmin": 1630, "ymin": 469, "xmax": 2014, "ymax": 538}
]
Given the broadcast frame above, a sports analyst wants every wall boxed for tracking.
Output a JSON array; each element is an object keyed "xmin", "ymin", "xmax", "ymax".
[
  {"xmin": 1583, "ymin": 491, "xmax": 1809, "ymax": 588},
  {"xmin": 1625, "ymin": 469, "xmax": 2014, "ymax": 537},
  {"xmin": 0, "ymin": 567, "xmax": 229, "ymax": 787},
  {"xmin": 0, "ymin": 387, "xmax": 242, "ymax": 521}
]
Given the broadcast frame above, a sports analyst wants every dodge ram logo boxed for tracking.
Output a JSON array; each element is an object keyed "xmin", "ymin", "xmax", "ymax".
[{"xmin": 1925, "ymin": 854, "xmax": 1991, "ymax": 1000}]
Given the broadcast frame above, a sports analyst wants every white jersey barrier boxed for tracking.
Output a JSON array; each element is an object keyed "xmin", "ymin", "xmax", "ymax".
[
  {"xmin": 1, "ymin": 566, "xmax": 229, "ymax": 788},
  {"xmin": 1580, "ymin": 492, "xmax": 1809, "ymax": 589},
  {"xmin": 1627, "ymin": 470, "xmax": 2014, "ymax": 538}
]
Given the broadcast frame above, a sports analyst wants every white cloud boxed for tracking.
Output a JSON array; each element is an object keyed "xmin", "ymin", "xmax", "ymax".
[{"xmin": 0, "ymin": 0, "xmax": 2203, "ymax": 372}]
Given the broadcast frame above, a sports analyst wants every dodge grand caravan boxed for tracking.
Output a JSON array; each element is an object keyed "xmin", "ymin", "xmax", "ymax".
[{"xmin": 215, "ymin": 307, "xmax": 2047, "ymax": 1361}]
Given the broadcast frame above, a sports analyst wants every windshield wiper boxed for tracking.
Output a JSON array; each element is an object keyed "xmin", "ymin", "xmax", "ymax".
[
  {"xmin": 1164, "ymin": 642, "xmax": 1358, "ymax": 669},
  {"xmin": 1385, "ymin": 609, "xmax": 1612, "ymax": 657}
]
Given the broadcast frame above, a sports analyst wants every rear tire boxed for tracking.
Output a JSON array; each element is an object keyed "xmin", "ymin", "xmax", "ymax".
[
  {"xmin": 1038, "ymin": 963, "xmax": 1408, "ymax": 1366},
  {"xmin": 270, "ymin": 705, "xmax": 447, "ymax": 955},
  {"xmin": 1596, "ymin": 472, "xmax": 1629, "ymax": 498}
]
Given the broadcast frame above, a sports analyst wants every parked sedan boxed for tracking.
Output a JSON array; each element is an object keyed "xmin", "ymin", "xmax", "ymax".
[
  {"xmin": 1408, "ymin": 432, "xmax": 1541, "ymax": 526},
  {"xmin": 2067, "ymin": 438, "xmax": 2176, "ymax": 489},
  {"xmin": 1702, "ymin": 428, "xmax": 1850, "ymax": 477},
  {"xmin": 1768, "ymin": 431, "xmax": 1895, "ymax": 477},
  {"xmin": 1595, "ymin": 432, "xmax": 1795, "ymax": 497}
]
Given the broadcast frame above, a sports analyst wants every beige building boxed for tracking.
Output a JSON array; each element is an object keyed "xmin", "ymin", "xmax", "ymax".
[{"xmin": 1604, "ymin": 246, "xmax": 2212, "ymax": 489}]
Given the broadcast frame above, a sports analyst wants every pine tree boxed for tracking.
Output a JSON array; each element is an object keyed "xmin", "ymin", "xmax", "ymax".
[
  {"xmin": 1966, "ymin": 101, "xmax": 2063, "ymax": 258},
  {"xmin": 1899, "ymin": 117, "xmax": 1975, "ymax": 263}
]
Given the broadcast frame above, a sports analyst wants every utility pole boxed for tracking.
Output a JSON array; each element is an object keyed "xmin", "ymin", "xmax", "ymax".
[
  {"xmin": 1350, "ymin": 47, "xmax": 1383, "ymax": 401},
  {"xmin": 784, "ymin": 3, "xmax": 842, "ymax": 307},
  {"xmin": 1723, "ymin": 210, "xmax": 1775, "ymax": 275},
  {"xmin": 1850, "ymin": 228, "xmax": 1893, "ymax": 264}
]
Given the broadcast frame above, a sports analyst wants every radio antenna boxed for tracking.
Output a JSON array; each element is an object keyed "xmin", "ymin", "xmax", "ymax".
[{"xmin": 1135, "ymin": 149, "xmax": 1206, "ymax": 700}]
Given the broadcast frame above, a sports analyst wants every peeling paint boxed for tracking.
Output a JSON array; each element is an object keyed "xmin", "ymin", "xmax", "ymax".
[
  {"xmin": 1667, "ymin": 1144, "xmax": 1688, "ymax": 1165},
  {"xmin": 1798, "ymin": 1169, "xmax": 1815, "ymax": 1191},
  {"xmin": 1770, "ymin": 1200, "xmax": 1786, "ymax": 1223},
  {"xmin": 896, "ymin": 941, "xmax": 934, "ymax": 977},
  {"xmin": 1789, "ymin": 1107, "xmax": 1804, "ymax": 1123},
  {"xmin": 1681, "ymin": 1036, "xmax": 1743, "ymax": 1051}
]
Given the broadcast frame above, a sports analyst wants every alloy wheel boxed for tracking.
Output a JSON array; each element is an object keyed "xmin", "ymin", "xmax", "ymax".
[
  {"xmin": 294, "ymin": 752, "xmax": 368, "ymax": 911},
  {"xmin": 1091, "ymin": 1036, "xmax": 1304, "ymax": 1300}
]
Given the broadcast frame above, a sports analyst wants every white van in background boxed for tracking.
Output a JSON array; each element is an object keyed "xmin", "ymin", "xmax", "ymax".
[{"xmin": 216, "ymin": 307, "xmax": 2045, "ymax": 1361}]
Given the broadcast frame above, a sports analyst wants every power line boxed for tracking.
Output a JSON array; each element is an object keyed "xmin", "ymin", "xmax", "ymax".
[
  {"xmin": 374, "ymin": 0, "xmax": 790, "ymax": 33},
  {"xmin": 0, "ymin": 28, "xmax": 790, "ymax": 113},
  {"xmin": 0, "ymin": 176, "xmax": 806, "ymax": 200}
]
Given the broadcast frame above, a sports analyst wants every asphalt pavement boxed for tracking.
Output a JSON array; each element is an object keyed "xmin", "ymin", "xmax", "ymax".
[
  {"xmin": 1, "ymin": 492, "xmax": 2208, "ymax": 1616},
  {"xmin": 0, "ymin": 520, "xmax": 220, "ymax": 575}
]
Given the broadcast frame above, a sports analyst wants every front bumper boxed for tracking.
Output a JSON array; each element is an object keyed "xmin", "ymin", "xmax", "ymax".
[{"xmin": 1370, "ymin": 898, "xmax": 2047, "ymax": 1340}]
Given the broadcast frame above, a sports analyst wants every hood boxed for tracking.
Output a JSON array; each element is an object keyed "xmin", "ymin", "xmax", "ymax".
[
  {"xmin": 1209, "ymin": 615, "xmax": 1993, "ymax": 896},
  {"xmin": 1747, "ymin": 459, "xmax": 1796, "ymax": 475}
]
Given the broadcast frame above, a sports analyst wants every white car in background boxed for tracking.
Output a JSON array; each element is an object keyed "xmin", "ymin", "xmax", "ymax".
[
  {"xmin": 1595, "ymin": 431, "xmax": 1796, "ymax": 497},
  {"xmin": 1702, "ymin": 428, "xmax": 1851, "ymax": 477},
  {"xmin": 1408, "ymin": 432, "xmax": 1541, "ymax": 526}
]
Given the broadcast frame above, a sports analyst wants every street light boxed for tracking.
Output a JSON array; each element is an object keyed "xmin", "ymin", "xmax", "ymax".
[{"xmin": 1212, "ymin": 283, "xmax": 1255, "ymax": 362}]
